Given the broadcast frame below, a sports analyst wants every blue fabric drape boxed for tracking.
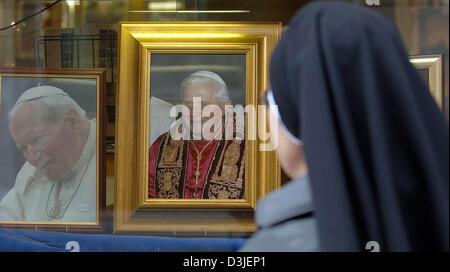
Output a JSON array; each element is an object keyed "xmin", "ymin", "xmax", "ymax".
[{"xmin": 0, "ymin": 228, "xmax": 247, "ymax": 252}]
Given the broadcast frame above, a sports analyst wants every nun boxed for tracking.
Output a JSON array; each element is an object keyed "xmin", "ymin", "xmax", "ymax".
[{"xmin": 240, "ymin": 2, "xmax": 448, "ymax": 252}]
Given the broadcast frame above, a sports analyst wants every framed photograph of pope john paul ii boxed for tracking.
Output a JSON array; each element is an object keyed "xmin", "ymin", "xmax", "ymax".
[
  {"xmin": 115, "ymin": 22, "xmax": 282, "ymax": 236},
  {"xmin": 0, "ymin": 68, "xmax": 106, "ymax": 233}
]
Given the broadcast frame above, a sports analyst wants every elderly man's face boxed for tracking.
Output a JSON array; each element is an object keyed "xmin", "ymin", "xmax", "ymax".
[
  {"xmin": 182, "ymin": 81, "xmax": 229, "ymax": 138},
  {"xmin": 9, "ymin": 102, "xmax": 83, "ymax": 180}
]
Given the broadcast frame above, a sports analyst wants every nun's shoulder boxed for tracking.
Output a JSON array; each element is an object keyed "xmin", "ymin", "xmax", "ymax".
[
  {"xmin": 255, "ymin": 175, "xmax": 314, "ymax": 228},
  {"xmin": 239, "ymin": 176, "xmax": 320, "ymax": 252}
]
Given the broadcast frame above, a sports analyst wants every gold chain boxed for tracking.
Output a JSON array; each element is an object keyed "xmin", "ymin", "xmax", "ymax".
[
  {"xmin": 45, "ymin": 145, "xmax": 95, "ymax": 220},
  {"xmin": 189, "ymin": 129, "xmax": 223, "ymax": 198}
]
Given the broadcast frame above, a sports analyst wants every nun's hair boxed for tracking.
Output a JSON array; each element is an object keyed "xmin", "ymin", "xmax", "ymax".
[
  {"xmin": 180, "ymin": 74, "xmax": 230, "ymax": 102},
  {"xmin": 9, "ymin": 94, "xmax": 87, "ymax": 125}
]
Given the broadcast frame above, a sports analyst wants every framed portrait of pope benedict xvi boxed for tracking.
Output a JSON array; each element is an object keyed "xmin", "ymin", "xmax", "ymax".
[
  {"xmin": 0, "ymin": 68, "xmax": 107, "ymax": 233},
  {"xmin": 115, "ymin": 22, "xmax": 282, "ymax": 236}
]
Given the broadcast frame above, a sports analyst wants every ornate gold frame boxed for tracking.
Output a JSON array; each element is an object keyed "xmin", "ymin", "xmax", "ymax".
[
  {"xmin": 115, "ymin": 22, "xmax": 282, "ymax": 236},
  {"xmin": 409, "ymin": 54, "xmax": 443, "ymax": 109}
]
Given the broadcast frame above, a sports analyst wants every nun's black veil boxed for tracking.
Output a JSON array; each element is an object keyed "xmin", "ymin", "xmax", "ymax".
[{"xmin": 270, "ymin": 2, "xmax": 449, "ymax": 251}]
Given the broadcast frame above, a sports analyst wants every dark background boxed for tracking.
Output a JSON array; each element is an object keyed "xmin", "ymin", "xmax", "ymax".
[{"xmin": 150, "ymin": 53, "xmax": 246, "ymax": 105}]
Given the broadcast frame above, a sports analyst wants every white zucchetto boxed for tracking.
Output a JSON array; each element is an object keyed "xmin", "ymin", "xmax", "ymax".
[
  {"xmin": 15, "ymin": 85, "xmax": 69, "ymax": 106},
  {"xmin": 189, "ymin": 70, "xmax": 228, "ymax": 89}
]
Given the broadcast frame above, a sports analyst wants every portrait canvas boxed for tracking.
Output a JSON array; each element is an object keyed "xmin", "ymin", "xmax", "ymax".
[
  {"xmin": 0, "ymin": 68, "xmax": 106, "ymax": 232},
  {"xmin": 147, "ymin": 53, "xmax": 247, "ymax": 200}
]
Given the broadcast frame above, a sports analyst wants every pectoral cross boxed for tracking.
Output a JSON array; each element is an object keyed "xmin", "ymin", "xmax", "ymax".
[
  {"xmin": 193, "ymin": 157, "xmax": 201, "ymax": 198},
  {"xmin": 190, "ymin": 128, "xmax": 222, "ymax": 199},
  {"xmin": 191, "ymin": 142, "xmax": 213, "ymax": 199}
]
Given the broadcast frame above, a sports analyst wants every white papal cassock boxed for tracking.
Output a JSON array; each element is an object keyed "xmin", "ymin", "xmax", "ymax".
[{"xmin": 0, "ymin": 119, "xmax": 97, "ymax": 223}]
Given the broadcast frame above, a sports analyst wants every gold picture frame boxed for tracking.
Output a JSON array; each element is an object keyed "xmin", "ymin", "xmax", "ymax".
[
  {"xmin": 115, "ymin": 22, "xmax": 282, "ymax": 236},
  {"xmin": 409, "ymin": 54, "xmax": 443, "ymax": 109},
  {"xmin": 0, "ymin": 68, "xmax": 107, "ymax": 233}
]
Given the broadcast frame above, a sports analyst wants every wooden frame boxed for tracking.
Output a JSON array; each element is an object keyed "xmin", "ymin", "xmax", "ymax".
[
  {"xmin": 409, "ymin": 54, "xmax": 444, "ymax": 109},
  {"xmin": 115, "ymin": 22, "xmax": 282, "ymax": 236},
  {"xmin": 0, "ymin": 68, "xmax": 107, "ymax": 233}
]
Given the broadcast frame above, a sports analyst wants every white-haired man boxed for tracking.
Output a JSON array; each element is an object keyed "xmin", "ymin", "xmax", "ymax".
[
  {"xmin": 0, "ymin": 86, "xmax": 97, "ymax": 222},
  {"xmin": 148, "ymin": 71, "xmax": 245, "ymax": 199}
]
